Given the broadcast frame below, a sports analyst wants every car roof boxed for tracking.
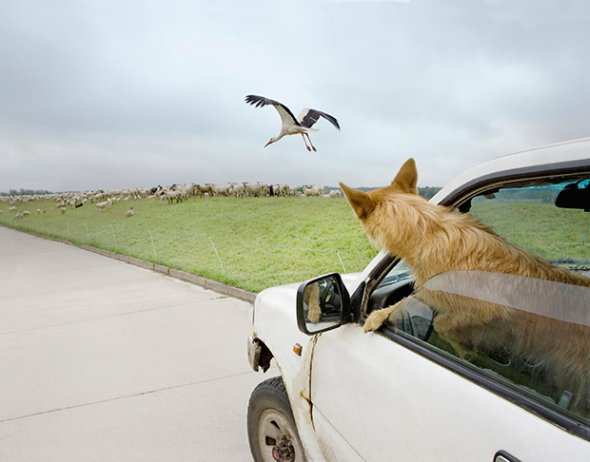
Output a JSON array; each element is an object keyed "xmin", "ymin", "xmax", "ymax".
[{"xmin": 431, "ymin": 137, "xmax": 590, "ymax": 205}]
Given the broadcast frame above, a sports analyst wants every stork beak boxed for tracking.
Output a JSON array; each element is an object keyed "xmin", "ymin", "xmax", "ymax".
[{"xmin": 264, "ymin": 140, "xmax": 272, "ymax": 148}]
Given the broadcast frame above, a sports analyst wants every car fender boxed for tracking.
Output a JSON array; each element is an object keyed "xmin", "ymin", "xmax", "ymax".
[{"xmin": 252, "ymin": 284, "xmax": 328, "ymax": 461}]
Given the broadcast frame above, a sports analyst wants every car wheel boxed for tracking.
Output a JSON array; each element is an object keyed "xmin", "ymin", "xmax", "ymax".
[{"xmin": 247, "ymin": 376, "xmax": 305, "ymax": 462}]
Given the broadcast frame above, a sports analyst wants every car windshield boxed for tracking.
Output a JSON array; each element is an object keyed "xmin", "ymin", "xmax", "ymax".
[{"xmin": 378, "ymin": 260, "xmax": 413, "ymax": 286}]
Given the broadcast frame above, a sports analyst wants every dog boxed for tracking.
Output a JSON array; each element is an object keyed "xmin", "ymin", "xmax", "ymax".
[{"xmin": 340, "ymin": 158, "xmax": 590, "ymax": 413}]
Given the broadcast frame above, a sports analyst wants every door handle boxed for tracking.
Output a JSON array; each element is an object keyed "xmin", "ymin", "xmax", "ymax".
[{"xmin": 494, "ymin": 450, "xmax": 521, "ymax": 462}]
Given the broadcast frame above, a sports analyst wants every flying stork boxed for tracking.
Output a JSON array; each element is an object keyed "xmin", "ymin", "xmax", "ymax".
[{"xmin": 245, "ymin": 94, "xmax": 340, "ymax": 152}]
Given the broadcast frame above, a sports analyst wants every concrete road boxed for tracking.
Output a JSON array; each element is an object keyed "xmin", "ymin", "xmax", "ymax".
[{"xmin": 0, "ymin": 226, "xmax": 269, "ymax": 462}]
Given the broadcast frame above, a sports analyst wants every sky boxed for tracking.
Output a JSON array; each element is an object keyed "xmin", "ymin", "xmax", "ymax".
[{"xmin": 1, "ymin": 0, "xmax": 589, "ymax": 192}]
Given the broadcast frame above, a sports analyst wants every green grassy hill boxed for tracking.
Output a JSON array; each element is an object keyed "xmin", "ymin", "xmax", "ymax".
[{"xmin": 0, "ymin": 196, "xmax": 378, "ymax": 293}]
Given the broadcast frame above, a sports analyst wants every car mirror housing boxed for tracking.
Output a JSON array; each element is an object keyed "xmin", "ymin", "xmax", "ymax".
[
  {"xmin": 555, "ymin": 183, "xmax": 590, "ymax": 211},
  {"xmin": 296, "ymin": 273, "xmax": 351, "ymax": 335}
]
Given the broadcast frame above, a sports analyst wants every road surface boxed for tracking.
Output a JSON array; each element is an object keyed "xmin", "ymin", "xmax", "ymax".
[{"xmin": 0, "ymin": 226, "xmax": 269, "ymax": 461}]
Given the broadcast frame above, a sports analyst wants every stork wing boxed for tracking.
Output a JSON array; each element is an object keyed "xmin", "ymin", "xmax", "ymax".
[
  {"xmin": 245, "ymin": 95, "xmax": 300, "ymax": 127},
  {"xmin": 298, "ymin": 108, "xmax": 341, "ymax": 130}
]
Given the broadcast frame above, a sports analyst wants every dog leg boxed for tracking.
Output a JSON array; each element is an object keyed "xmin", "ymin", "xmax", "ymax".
[
  {"xmin": 304, "ymin": 283, "xmax": 322, "ymax": 323},
  {"xmin": 308, "ymin": 303, "xmax": 321, "ymax": 323},
  {"xmin": 363, "ymin": 301, "xmax": 402, "ymax": 332}
]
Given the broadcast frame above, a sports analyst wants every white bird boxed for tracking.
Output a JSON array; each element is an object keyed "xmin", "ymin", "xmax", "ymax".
[{"xmin": 245, "ymin": 94, "xmax": 340, "ymax": 152}]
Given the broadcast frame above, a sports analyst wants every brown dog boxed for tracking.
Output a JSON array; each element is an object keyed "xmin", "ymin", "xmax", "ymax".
[{"xmin": 340, "ymin": 158, "xmax": 590, "ymax": 413}]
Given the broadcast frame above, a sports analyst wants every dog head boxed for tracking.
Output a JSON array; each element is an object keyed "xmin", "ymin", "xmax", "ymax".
[{"xmin": 340, "ymin": 158, "xmax": 423, "ymax": 252}]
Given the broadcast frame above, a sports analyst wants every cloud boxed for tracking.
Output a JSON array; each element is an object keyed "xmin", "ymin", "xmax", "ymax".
[{"xmin": 0, "ymin": 0, "xmax": 589, "ymax": 191}]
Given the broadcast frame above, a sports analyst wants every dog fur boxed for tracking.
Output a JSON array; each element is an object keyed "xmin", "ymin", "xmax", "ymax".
[
  {"xmin": 340, "ymin": 158, "xmax": 590, "ymax": 413},
  {"xmin": 304, "ymin": 282, "xmax": 322, "ymax": 323}
]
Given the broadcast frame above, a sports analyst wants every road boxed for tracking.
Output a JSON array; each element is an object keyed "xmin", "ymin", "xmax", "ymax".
[{"xmin": 0, "ymin": 226, "xmax": 268, "ymax": 461}]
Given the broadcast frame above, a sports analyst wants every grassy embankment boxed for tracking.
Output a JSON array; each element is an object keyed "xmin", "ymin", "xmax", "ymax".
[
  {"xmin": 0, "ymin": 196, "xmax": 378, "ymax": 293},
  {"xmin": 470, "ymin": 200, "xmax": 590, "ymax": 261},
  {"xmin": 2, "ymin": 195, "xmax": 587, "ymax": 293}
]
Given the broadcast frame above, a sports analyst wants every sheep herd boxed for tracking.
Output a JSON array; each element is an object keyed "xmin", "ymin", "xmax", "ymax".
[
  {"xmin": 0, "ymin": 182, "xmax": 342, "ymax": 219},
  {"xmin": 153, "ymin": 182, "xmax": 339, "ymax": 201}
]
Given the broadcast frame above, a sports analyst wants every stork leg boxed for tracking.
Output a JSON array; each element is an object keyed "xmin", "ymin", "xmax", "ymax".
[
  {"xmin": 301, "ymin": 134, "xmax": 312, "ymax": 151},
  {"xmin": 305, "ymin": 133, "xmax": 317, "ymax": 152}
]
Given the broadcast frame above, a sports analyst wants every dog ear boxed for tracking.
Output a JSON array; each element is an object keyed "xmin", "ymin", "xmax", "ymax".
[
  {"xmin": 340, "ymin": 182, "xmax": 376, "ymax": 220},
  {"xmin": 391, "ymin": 158, "xmax": 418, "ymax": 194}
]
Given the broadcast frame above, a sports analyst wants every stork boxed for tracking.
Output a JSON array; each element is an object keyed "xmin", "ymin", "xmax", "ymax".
[{"xmin": 245, "ymin": 94, "xmax": 340, "ymax": 152}]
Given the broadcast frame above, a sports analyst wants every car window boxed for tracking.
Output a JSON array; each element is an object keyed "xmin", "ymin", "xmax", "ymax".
[
  {"xmin": 376, "ymin": 259, "xmax": 413, "ymax": 287},
  {"xmin": 468, "ymin": 178, "xmax": 590, "ymax": 267},
  {"xmin": 374, "ymin": 175, "xmax": 590, "ymax": 424},
  {"xmin": 391, "ymin": 271, "xmax": 590, "ymax": 424},
  {"xmin": 377, "ymin": 177, "xmax": 590, "ymax": 287}
]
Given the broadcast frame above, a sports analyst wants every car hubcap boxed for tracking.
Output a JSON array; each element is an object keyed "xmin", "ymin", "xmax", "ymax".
[
  {"xmin": 272, "ymin": 436, "xmax": 295, "ymax": 461},
  {"xmin": 258, "ymin": 409, "xmax": 301, "ymax": 462}
]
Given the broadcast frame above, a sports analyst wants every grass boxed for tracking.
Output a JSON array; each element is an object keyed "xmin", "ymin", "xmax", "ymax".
[
  {"xmin": 0, "ymin": 197, "xmax": 378, "ymax": 293},
  {"xmin": 470, "ymin": 199, "xmax": 590, "ymax": 261}
]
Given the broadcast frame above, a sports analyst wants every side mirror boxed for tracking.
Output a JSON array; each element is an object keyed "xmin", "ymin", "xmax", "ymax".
[
  {"xmin": 296, "ymin": 273, "xmax": 351, "ymax": 335},
  {"xmin": 555, "ymin": 183, "xmax": 590, "ymax": 211}
]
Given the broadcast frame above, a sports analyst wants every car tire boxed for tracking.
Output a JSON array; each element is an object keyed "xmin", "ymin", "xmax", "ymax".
[{"xmin": 247, "ymin": 376, "xmax": 305, "ymax": 462}]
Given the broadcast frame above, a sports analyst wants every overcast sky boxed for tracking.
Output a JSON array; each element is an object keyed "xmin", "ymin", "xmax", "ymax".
[{"xmin": 1, "ymin": 0, "xmax": 589, "ymax": 192}]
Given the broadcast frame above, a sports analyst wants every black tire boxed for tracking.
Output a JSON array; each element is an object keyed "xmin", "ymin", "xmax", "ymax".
[{"xmin": 247, "ymin": 376, "xmax": 305, "ymax": 462}]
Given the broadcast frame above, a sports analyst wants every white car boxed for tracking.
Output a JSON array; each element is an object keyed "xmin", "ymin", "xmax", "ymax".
[{"xmin": 247, "ymin": 139, "xmax": 590, "ymax": 462}]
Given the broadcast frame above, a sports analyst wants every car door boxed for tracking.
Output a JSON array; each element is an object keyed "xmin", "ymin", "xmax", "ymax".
[{"xmin": 308, "ymin": 277, "xmax": 590, "ymax": 461}]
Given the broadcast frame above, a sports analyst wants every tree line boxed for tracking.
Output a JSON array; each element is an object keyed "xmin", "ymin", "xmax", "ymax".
[{"xmin": 1, "ymin": 188, "xmax": 54, "ymax": 197}]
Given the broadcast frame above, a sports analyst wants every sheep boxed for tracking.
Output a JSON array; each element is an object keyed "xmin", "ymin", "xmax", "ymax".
[
  {"xmin": 231, "ymin": 182, "xmax": 245, "ymax": 198},
  {"xmin": 328, "ymin": 189, "xmax": 341, "ymax": 198},
  {"xmin": 277, "ymin": 184, "xmax": 295, "ymax": 197},
  {"xmin": 161, "ymin": 189, "xmax": 183, "ymax": 204},
  {"xmin": 243, "ymin": 182, "xmax": 270, "ymax": 197},
  {"xmin": 303, "ymin": 185, "xmax": 323, "ymax": 197},
  {"xmin": 197, "ymin": 183, "xmax": 214, "ymax": 196},
  {"xmin": 243, "ymin": 182, "xmax": 260, "ymax": 197},
  {"xmin": 124, "ymin": 207, "xmax": 135, "ymax": 218},
  {"xmin": 186, "ymin": 183, "xmax": 200, "ymax": 197},
  {"xmin": 175, "ymin": 183, "xmax": 196, "ymax": 198},
  {"xmin": 211, "ymin": 184, "xmax": 232, "ymax": 196},
  {"xmin": 95, "ymin": 199, "xmax": 113, "ymax": 212}
]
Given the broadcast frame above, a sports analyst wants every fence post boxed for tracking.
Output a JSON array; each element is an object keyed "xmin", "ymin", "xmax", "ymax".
[
  {"xmin": 335, "ymin": 250, "xmax": 347, "ymax": 273},
  {"xmin": 208, "ymin": 237, "xmax": 225, "ymax": 271},
  {"xmin": 148, "ymin": 229, "xmax": 157, "ymax": 259},
  {"xmin": 110, "ymin": 224, "xmax": 119, "ymax": 249}
]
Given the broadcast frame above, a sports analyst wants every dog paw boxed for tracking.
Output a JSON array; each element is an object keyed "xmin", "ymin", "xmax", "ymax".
[{"xmin": 363, "ymin": 307, "xmax": 394, "ymax": 332}]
